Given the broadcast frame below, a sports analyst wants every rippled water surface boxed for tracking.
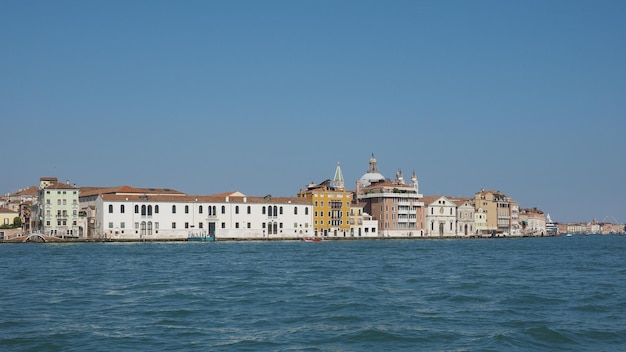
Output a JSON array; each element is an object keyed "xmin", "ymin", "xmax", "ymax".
[{"xmin": 2, "ymin": 235, "xmax": 625, "ymax": 351}]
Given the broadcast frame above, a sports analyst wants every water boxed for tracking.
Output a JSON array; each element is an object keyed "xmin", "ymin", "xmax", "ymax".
[{"xmin": 1, "ymin": 236, "xmax": 625, "ymax": 351}]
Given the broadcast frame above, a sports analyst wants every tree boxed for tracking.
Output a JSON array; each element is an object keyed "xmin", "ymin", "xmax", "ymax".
[{"xmin": 13, "ymin": 217, "xmax": 22, "ymax": 228}]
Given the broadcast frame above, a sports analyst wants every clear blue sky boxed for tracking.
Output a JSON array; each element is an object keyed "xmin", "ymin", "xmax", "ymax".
[{"xmin": 2, "ymin": 0, "xmax": 625, "ymax": 223}]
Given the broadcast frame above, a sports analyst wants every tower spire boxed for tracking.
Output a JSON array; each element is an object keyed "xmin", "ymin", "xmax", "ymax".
[
  {"xmin": 333, "ymin": 161, "xmax": 345, "ymax": 190},
  {"xmin": 368, "ymin": 153, "xmax": 379, "ymax": 173}
]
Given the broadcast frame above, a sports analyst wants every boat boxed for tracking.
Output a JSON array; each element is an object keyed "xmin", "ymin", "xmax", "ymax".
[
  {"xmin": 187, "ymin": 233, "xmax": 215, "ymax": 242},
  {"xmin": 301, "ymin": 237, "xmax": 322, "ymax": 242}
]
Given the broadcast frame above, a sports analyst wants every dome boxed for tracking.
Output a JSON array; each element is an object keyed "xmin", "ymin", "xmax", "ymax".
[
  {"xmin": 359, "ymin": 153, "xmax": 386, "ymax": 187},
  {"xmin": 359, "ymin": 172, "xmax": 386, "ymax": 187}
]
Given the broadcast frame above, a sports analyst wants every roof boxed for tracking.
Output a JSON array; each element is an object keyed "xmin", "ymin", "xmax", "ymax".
[
  {"xmin": 421, "ymin": 195, "xmax": 448, "ymax": 206},
  {"xmin": 79, "ymin": 185, "xmax": 186, "ymax": 198},
  {"xmin": 9, "ymin": 186, "xmax": 39, "ymax": 197},
  {"xmin": 0, "ymin": 207, "xmax": 18, "ymax": 214},
  {"xmin": 99, "ymin": 193, "xmax": 312, "ymax": 205},
  {"xmin": 42, "ymin": 181, "xmax": 78, "ymax": 190}
]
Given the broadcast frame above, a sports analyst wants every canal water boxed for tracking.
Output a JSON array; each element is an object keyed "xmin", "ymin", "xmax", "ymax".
[{"xmin": 1, "ymin": 235, "xmax": 625, "ymax": 351}]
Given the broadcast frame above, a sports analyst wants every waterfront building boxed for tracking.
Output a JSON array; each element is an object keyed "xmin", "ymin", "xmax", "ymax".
[
  {"xmin": 474, "ymin": 189, "xmax": 513, "ymax": 234},
  {"xmin": 348, "ymin": 202, "xmax": 379, "ymax": 238},
  {"xmin": 298, "ymin": 163, "xmax": 352, "ymax": 237},
  {"xmin": 474, "ymin": 207, "xmax": 490, "ymax": 235},
  {"xmin": 519, "ymin": 208, "xmax": 547, "ymax": 236},
  {"xmin": 422, "ymin": 196, "xmax": 457, "ymax": 237},
  {"xmin": 0, "ymin": 207, "xmax": 18, "ymax": 228},
  {"xmin": 449, "ymin": 197, "xmax": 475, "ymax": 236},
  {"xmin": 510, "ymin": 201, "xmax": 521, "ymax": 236},
  {"xmin": 356, "ymin": 155, "xmax": 424, "ymax": 237},
  {"xmin": 80, "ymin": 186, "xmax": 312, "ymax": 240},
  {"xmin": 31, "ymin": 177, "xmax": 81, "ymax": 237}
]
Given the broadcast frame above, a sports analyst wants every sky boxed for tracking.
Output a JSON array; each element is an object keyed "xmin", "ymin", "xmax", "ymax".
[{"xmin": 1, "ymin": 0, "xmax": 625, "ymax": 223}]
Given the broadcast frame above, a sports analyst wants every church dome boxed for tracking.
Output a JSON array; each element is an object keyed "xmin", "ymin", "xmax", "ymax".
[{"xmin": 359, "ymin": 153, "xmax": 386, "ymax": 187}]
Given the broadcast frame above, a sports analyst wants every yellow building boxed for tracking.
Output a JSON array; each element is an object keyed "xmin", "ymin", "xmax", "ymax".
[
  {"xmin": 0, "ymin": 207, "xmax": 19, "ymax": 227},
  {"xmin": 474, "ymin": 189, "xmax": 511, "ymax": 234},
  {"xmin": 298, "ymin": 163, "xmax": 352, "ymax": 237}
]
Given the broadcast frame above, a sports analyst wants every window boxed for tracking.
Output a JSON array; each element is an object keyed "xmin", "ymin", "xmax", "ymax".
[
  {"xmin": 155, "ymin": 205, "xmax": 159, "ymax": 213},
  {"xmin": 141, "ymin": 205, "xmax": 146, "ymax": 216},
  {"xmin": 185, "ymin": 205, "xmax": 189, "ymax": 214},
  {"xmin": 121, "ymin": 222, "xmax": 125, "ymax": 229},
  {"xmin": 262, "ymin": 206, "xmax": 266, "ymax": 215},
  {"xmin": 120, "ymin": 205, "xmax": 125, "ymax": 213},
  {"xmin": 235, "ymin": 223, "xmax": 239, "ymax": 228},
  {"xmin": 305, "ymin": 208, "xmax": 309, "ymax": 215},
  {"xmin": 221, "ymin": 206, "xmax": 225, "ymax": 214},
  {"xmin": 108, "ymin": 222, "xmax": 113, "ymax": 229},
  {"xmin": 172, "ymin": 222, "xmax": 176, "ymax": 229},
  {"xmin": 247, "ymin": 223, "xmax": 251, "ymax": 229},
  {"xmin": 235, "ymin": 206, "xmax": 239, "ymax": 214},
  {"xmin": 135, "ymin": 205, "xmax": 139, "ymax": 213},
  {"xmin": 185, "ymin": 222, "xmax": 189, "ymax": 229},
  {"xmin": 58, "ymin": 199, "xmax": 61, "ymax": 205},
  {"xmin": 135, "ymin": 222, "xmax": 139, "ymax": 229},
  {"xmin": 247, "ymin": 206, "xmax": 251, "ymax": 214},
  {"xmin": 279, "ymin": 207, "xmax": 283, "ymax": 215},
  {"xmin": 199, "ymin": 223, "xmax": 203, "ymax": 229},
  {"xmin": 221, "ymin": 222, "xmax": 225, "ymax": 228},
  {"xmin": 172, "ymin": 205, "xmax": 176, "ymax": 213},
  {"xmin": 199, "ymin": 205, "xmax": 203, "ymax": 214},
  {"xmin": 294, "ymin": 207, "xmax": 298, "ymax": 215},
  {"xmin": 148, "ymin": 205, "xmax": 152, "ymax": 216},
  {"xmin": 108, "ymin": 204, "xmax": 113, "ymax": 213}
]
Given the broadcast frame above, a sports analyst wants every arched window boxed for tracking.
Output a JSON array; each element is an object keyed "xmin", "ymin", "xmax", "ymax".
[
  {"xmin": 262, "ymin": 206, "xmax": 266, "ymax": 215},
  {"xmin": 141, "ymin": 221, "xmax": 146, "ymax": 236},
  {"xmin": 148, "ymin": 205, "xmax": 153, "ymax": 216},
  {"xmin": 235, "ymin": 206, "xmax": 239, "ymax": 214},
  {"xmin": 279, "ymin": 206, "xmax": 283, "ymax": 215},
  {"xmin": 268, "ymin": 206, "xmax": 273, "ymax": 217},
  {"xmin": 208, "ymin": 206, "xmax": 212, "ymax": 216},
  {"xmin": 221, "ymin": 206, "xmax": 226, "ymax": 214},
  {"xmin": 135, "ymin": 205, "xmax": 139, "ymax": 213},
  {"xmin": 148, "ymin": 221, "xmax": 153, "ymax": 235},
  {"xmin": 273, "ymin": 206, "xmax": 278, "ymax": 216},
  {"xmin": 294, "ymin": 207, "xmax": 298, "ymax": 215},
  {"xmin": 120, "ymin": 205, "xmax": 125, "ymax": 213},
  {"xmin": 108, "ymin": 204, "xmax": 113, "ymax": 213},
  {"xmin": 247, "ymin": 206, "xmax": 251, "ymax": 214},
  {"xmin": 172, "ymin": 205, "xmax": 176, "ymax": 214},
  {"xmin": 199, "ymin": 205, "xmax": 203, "ymax": 214},
  {"xmin": 305, "ymin": 207, "xmax": 309, "ymax": 215},
  {"xmin": 155, "ymin": 205, "xmax": 159, "ymax": 213},
  {"xmin": 141, "ymin": 205, "xmax": 146, "ymax": 216},
  {"xmin": 212, "ymin": 206, "xmax": 216, "ymax": 215},
  {"xmin": 185, "ymin": 205, "xmax": 189, "ymax": 214}
]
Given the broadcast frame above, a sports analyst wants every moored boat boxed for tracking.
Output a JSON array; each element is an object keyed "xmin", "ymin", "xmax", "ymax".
[
  {"xmin": 301, "ymin": 237, "xmax": 322, "ymax": 242},
  {"xmin": 187, "ymin": 233, "xmax": 215, "ymax": 242}
]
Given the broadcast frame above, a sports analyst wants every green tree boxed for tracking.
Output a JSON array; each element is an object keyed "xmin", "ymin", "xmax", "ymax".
[{"xmin": 13, "ymin": 217, "xmax": 22, "ymax": 228}]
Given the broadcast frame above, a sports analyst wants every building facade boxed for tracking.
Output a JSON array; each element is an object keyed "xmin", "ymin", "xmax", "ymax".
[
  {"xmin": 81, "ymin": 187, "xmax": 312, "ymax": 240},
  {"xmin": 356, "ymin": 155, "xmax": 424, "ymax": 237},
  {"xmin": 450, "ymin": 198, "xmax": 475, "ymax": 236},
  {"xmin": 422, "ymin": 196, "xmax": 457, "ymax": 237},
  {"xmin": 32, "ymin": 177, "xmax": 81, "ymax": 237}
]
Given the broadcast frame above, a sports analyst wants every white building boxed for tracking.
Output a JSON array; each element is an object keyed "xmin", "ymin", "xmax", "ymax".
[
  {"xmin": 422, "ymin": 195, "xmax": 457, "ymax": 237},
  {"xmin": 32, "ymin": 177, "xmax": 82, "ymax": 238},
  {"xmin": 450, "ymin": 198, "xmax": 475, "ymax": 237},
  {"xmin": 80, "ymin": 187, "xmax": 313, "ymax": 240}
]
